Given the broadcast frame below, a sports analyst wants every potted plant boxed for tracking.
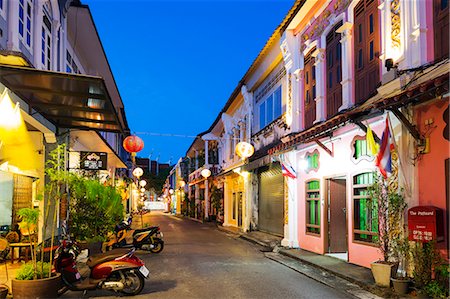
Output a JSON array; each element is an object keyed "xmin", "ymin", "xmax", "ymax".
[
  {"xmin": 69, "ymin": 172, "xmax": 123, "ymax": 255},
  {"xmin": 391, "ymin": 237, "xmax": 412, "ymax": 295},
  {"xmin": 11, "ymin": 208, "xmax": 61, "ymax": 299},
  {"xmin": 368, "ymin": 176, "xmax": 407, "ymax": 287},
  {"xmin": 11, "ymin": 144, "xmax": 69, "ymax": 298}
]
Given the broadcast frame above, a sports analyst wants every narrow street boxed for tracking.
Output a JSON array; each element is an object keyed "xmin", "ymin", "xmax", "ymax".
[{"xmin": 68, "ymin": 212, "xmax": 353, "ymax": 299}]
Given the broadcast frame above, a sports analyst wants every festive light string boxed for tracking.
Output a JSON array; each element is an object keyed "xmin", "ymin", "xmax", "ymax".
[{"xmin": 133, "ymin": 131, "xmax": 255, "ymax": 141}]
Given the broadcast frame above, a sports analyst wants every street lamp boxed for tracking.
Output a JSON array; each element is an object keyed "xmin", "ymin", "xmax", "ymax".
[
  {"xmin": 139, "ymin": 180, "xmax": 147, "ymax": 187},
  {"xmin": 201, "ymin": 168, "xmax": 211, "ymax": 178},
  {"xmin": 132, "ymin": 167, "xmax": 143, "ymax": 178}
]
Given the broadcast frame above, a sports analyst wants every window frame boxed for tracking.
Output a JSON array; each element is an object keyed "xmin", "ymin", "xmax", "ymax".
[
  {"xmin": 352, "ymin": 171, "xmax": 378, "ymax": 246},
  {"xmin": 350, "ymin": 135, "xmax": 375, "ymax": 164},
  {"xmin": 353, "ymin": 0, "xmax": 380, "ymax": 104},
  {"xmin": 306, "ymin": 179, "xmax": 321, "ymax": 236},
  {"xmin": 304, "ymin": 47, "xmax": 316, "ymax": 129},
  {"xmin": 258, "ymin": 85, "xmax": 283, "ymax": 130},
  {"xmin": 305, "ymin": 149, "xmax": 320, "ymax": 173},
  {"xmin": 19, "ymin": 0, "xmax": 33, "ymax": 49},
  {"xmin": 326, "ymin": 21, "xmax": 343, "ymax": 118}
]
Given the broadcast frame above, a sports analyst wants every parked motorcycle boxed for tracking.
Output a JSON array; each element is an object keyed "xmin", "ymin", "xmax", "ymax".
[
  {"xmin": 54, "ymin": 239, "xmax": 149, "ymax": 296},
  {"xmin": 106, "ymin": 221, "xmax": 164, "ymax": 253}
]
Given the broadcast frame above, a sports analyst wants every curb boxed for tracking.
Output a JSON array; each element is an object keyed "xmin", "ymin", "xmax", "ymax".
[{"xmin": 278, "ymin": 250, "xmax": 388, "ymax": 297}]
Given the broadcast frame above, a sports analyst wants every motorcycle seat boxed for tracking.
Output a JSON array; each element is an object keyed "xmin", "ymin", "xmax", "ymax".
[
  {"xmin": 133, "ymin": 227, "xmax": 158, "ymax": 234},
  {"xmin": 86, "ymin": 248, "xmax": 132, "ymax": 268}
]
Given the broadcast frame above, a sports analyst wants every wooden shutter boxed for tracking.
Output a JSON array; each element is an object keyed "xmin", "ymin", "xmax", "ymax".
[
  {"xmin": 434, "ymin": 0, "xmax": 449, "ymax": 61},
  {"xmin": 326, "ymin": 21, "xmax": 343, "ymax": 118},
  {"xmin": 354, "ymin": 0, "xmax": 380, "ymax": 104},
  {"xmin": 304, "ymin": 47, "xmax": 316, "ymax": 129}
]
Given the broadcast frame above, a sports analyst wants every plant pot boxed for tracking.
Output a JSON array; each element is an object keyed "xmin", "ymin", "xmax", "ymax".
[
  {"xmin": 12, "ymin": 273, "xmax": 61, "ymax": 299},
  {"xmin": 86, "ymin": 241, "xmax": 103, "ymax": 255},
  {"xmin": 0, "ymin": 286, "xmax": 8, "ymax": 299},
  {"xmin": 370, "ymin": 261, "xmax": 398, "ymax": 287},
  {"xmin": 391, "ymin": 277, "xmax": 411, "ymax": 295}
]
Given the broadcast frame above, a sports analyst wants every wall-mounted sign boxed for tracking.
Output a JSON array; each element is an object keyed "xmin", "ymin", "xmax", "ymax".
[
  {"xmin": 408, "ymin": 206, "xmax": 444, "ymax": 243},
  {"xmin": 80, "ymin": 151, "xmax": 107, "ymax": 170}
]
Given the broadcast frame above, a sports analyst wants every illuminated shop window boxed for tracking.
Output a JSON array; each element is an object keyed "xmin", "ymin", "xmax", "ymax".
[
  {"xmin": 353, "ymin": 172, "xmax": 378, "ymax": 244},
  {"xmin": 306, "ymin": 180, "xmax": 320, "ymax": 235}
]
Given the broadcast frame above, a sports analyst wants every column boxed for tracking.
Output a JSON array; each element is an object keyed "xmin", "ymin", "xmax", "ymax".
[
  {"xmin": 7, "ymin": 0, "xmax": 20, "ymax": 51},
  {"xmin": 312, "ymin": 48, "xmax": 326, "ymax": 123},
  {"xmin": 336, "ymin": 22, "xmax": 354, "ymax": 110},
  {"xmin": 204, "ymin": 139, "xmax": 209, "ymax": 220},
  {"xmin": 281, "ymin": 151, "xmax": 299, "ymax": 248},
  {"xmin": 204, "ymin": 179, "xmax": 209, "ymax": 220},
  {"xmin": 33, "ymin": 0, "xmax": 44, "ymax": 67}
]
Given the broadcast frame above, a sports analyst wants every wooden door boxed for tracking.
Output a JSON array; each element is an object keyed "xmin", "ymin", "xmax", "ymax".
[{"xmin": 328, "ymin": 178, "xmax": 347, "ymax": 253}]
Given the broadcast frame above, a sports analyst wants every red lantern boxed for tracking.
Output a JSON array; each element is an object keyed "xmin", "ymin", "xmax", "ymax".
[{"xmin": 123, "ymin": 135, "xmax": 144, "ymax": 154}]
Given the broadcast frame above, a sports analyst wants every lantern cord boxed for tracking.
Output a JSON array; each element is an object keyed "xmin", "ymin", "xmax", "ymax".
[{"xmin": 133, "ymin": 131, "xmax": 253, "ymax": 141}]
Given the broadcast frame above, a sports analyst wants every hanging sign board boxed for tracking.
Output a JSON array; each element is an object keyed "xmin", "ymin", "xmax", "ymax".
[
  {"xmin": 80, "ymin": 151, "xmax": 107, "ymax": 170},
  {"xmin": 407, "ymin": 206, "xmax": 444, "ymax": 243}
]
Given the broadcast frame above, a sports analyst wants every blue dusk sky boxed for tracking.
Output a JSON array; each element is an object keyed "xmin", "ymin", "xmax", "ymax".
[{"xmin": 84, "ymin": 0, "xmax": 295, "ymax": 165}]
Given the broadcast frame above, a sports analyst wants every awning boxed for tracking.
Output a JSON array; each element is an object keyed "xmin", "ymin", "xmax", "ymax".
[
  {"xmin": 0, "ymin": 64, "xmax": 122, "ymax": 132},
  {"xmin": 69, "ymin": 130, "xmax": 127, "ymax": 169}
]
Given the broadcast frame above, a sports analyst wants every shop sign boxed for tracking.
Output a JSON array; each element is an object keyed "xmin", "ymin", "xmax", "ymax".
[
  {"xmin": 408, "ymin": 206, "xmax": 444, "ymax": 243},
  {"xmin": 80, "ymin": 151, "xmax": 107, "ymax": 170}
]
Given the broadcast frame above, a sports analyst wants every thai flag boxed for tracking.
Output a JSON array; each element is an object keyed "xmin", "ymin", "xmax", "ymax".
[
  {"xmin": 375, "ymin": 118, "xmax": 395, "ymax": 178},
  {"xmin": 281, "ymin": 162, "xmax": 297, "ymax": 179}
]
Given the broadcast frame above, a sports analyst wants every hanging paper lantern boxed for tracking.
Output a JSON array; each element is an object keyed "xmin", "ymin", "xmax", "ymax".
[
  {"xmin": 132, "ymin": 167, "xmax": 143, "ymax": 178},
  {"xmin": 235, "ymin": 141, "xmax": 254, "ymax": 159},
  {"xmin": 123, "ymin": 135, "xmax": 144, "ymax": 154},
  {"xmin": 201, "ymin": 168, "xmax": 211, "ymax": 178}
]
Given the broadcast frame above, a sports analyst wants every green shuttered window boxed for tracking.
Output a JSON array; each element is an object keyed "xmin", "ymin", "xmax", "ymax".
[
  {"xmin": 353, "ymin": 172, "xmax": 378, "ymax": 244},
  {"xmin": 306, "ymin": 180, "xmax": 320, "ymax": 235}
]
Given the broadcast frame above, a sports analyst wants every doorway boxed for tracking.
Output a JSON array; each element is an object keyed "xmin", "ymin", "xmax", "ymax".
[{"xmin": 327, "ymin": 177, "xmax": 347, "ymax": 258}]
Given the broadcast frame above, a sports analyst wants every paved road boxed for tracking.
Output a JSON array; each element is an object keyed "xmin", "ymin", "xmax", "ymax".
[{"xmin": 66, "ymin": 212, "xmax": 353, "ymax": 298}]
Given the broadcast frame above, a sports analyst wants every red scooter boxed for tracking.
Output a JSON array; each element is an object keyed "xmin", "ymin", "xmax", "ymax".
[{"xmin": 54, "ymin": 240, "xmax": 149, "ymax": 296}]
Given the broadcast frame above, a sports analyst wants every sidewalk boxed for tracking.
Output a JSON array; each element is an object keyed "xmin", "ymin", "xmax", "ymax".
[{"xmin": 217, "ymin": 225, "xmax": 398, "ymax": 299}]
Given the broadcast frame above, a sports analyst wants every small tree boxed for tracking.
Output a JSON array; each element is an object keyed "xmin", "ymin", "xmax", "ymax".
[{"xmin": 368, "ymin": 175, "xmax": 407, "ymax": 263}]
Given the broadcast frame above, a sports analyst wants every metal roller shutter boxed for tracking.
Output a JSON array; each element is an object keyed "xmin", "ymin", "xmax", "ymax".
[{"xmin": 258, "ymin": 164, "xmax": 284, "ymax": 235}]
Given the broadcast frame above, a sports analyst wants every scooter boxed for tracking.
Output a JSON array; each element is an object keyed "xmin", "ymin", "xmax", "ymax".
[
  {"xmin": 106, "ymin": 221, "xmax": 164, "ymax": 253},
  {"xmin": 54, "ymin": 239, "xmax": 149, "ymax": 296}
]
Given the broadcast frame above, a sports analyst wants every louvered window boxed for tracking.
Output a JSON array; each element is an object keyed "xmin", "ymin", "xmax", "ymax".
[
  {"xmin": 353, "ymin": 172, "xmax": 378, "ymax": 244},
  {"xmin": 304, "ymin": 48, "xmax": 316, "ymax": 129},
  {"xmin": 434, "ymin": 0, "xmax": 449, "ymax": 60},
  {"xmin": 354, "ymin": 0, "xmax": 380, "ymax": 104},
  {"xmin": 306, "ymin": 180, "xmax": 320, "ymax": 235},
  {"xmin": 326, "ymin": 21, "xmax": 343, "ymax": 118}
]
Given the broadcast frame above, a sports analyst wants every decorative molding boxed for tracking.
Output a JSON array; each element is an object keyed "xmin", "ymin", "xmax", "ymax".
[
  {"xmin": 300, "ymin": 0, "xmax": 351, "ymax": 52},
  {"xmin": 254, "ymin": 66, "xmax": 286, "ymax": 103},
  {"xmin": 293, "ymin": 68, "xmax": 303, "ymax": 81},
  {"xmin": 390, "ymin": 0, "xmax": 401, "ymax": 50}
]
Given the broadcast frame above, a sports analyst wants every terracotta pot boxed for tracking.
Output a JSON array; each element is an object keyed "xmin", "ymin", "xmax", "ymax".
[
  {"xmin": 12, "ymin": 273, "xmax": 61, "ymax": 299},
  {"xmin": 391, "ymin": 277, "xmax": 411, "ymax": 295},
  {"xmin": 370, "ymin": 261, "xmax": 398, "ymax": 287},
  {"xmin": 0, "ymin": 286, "xmax": 8, "ymax": 299}
]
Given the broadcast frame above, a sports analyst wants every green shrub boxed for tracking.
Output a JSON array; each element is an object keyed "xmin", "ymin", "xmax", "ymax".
[{"xmin": 16, "ymin": 262, "xmax": 50, "ymax": 280}]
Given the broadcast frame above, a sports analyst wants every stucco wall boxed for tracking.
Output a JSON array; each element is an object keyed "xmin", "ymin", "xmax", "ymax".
[
  {"xmin": 415, "ymin": 99, "xmax": 449, "ymax": 252},
  {"xmin": 295, "ymin": 117, "xmax": 389, "ymax": 268}
]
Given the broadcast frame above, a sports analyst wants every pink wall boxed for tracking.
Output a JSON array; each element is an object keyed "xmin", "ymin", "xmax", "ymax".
[
  {"xmin": 296, "ymin": 119, "xmax": 385, "ymax": 268},
  {"xmin": 416, "ymin": 99, "xmax": 449, "ymax": 253}
]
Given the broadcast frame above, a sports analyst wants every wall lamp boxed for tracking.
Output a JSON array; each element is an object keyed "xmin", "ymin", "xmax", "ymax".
[{"xmin": 385, "ymin": 58, "xmax": 427, "ymax": 75}]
